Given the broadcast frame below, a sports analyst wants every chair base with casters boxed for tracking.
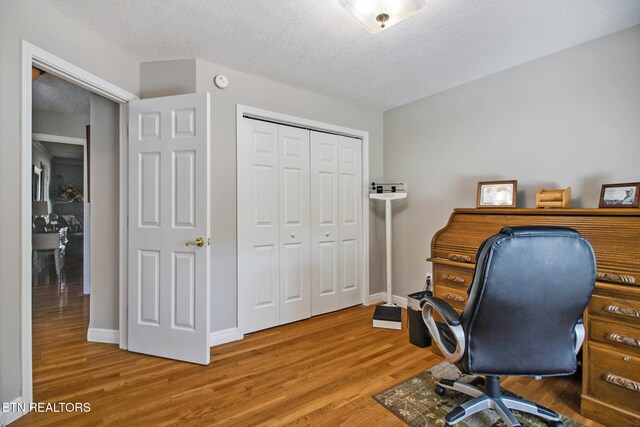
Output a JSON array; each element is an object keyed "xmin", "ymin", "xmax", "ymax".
[{"xmin": 434, "ymin": 375, "xmax": 563, "ymax": 427}]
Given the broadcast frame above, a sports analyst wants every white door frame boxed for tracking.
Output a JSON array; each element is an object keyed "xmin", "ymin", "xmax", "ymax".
[
  {"xmin": 20, "ymin": 40, "xmax": 137, "ymax": 411},
  {"xmin": 236, "ymin": 105, "xmax": 371, "ymax": 336},
  {"xmin": 31, "ymin": 133, "xmax": 90, "ymax": 294}
]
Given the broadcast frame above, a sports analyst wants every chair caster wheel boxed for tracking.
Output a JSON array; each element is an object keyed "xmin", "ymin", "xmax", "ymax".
[
  {"xmin": 435, "ymin": 384, "xmax": 446, "ymax": 396},
  {"xmin": 548, "ymin": 421, "xmax": 564, "ymax": 427}
]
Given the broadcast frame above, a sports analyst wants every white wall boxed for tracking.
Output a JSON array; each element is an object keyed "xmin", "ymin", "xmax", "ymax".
[
  {"xmin": 383, "ymin": 25, "xmax": 640, "ymax": 299},
  {"xmin": 0, "ymin": 0, "xmax": 138, "ymax": 408},
  {"xmin": 88, "ymin": 93, "xmax": 120, "ymax": 331},
  {"xmin": 32, "ymin": 110, "xmax": 87, "ymax": 139},
  {"xmin": 140, "ymin": 59, "xmax": 196, "ymax": 98}
]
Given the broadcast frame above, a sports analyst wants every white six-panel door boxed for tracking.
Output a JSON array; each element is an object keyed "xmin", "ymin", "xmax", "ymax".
[
  {"xmin": 337, "ymin": 135, "xmax": 363, "ymax": 309},
  {"xmin": 310, "ymin": 132, "xmax": 340, "ymax": 315},
  {"xmin": 278, "ymin": 126, "xmax": 311, "ymax": 324},
  {"xmin": 238, "ymin": 119, "xmax": 281, "ymax": 333},
  {"xmin": 310, "ymin": 132, "xmax": 362, "ymax": 315},
  {"xmin": 239, "ymin": 119, "xmax": 361, "ymax": 333},
  {"xmin": 128, "ymin": 93, "xmax": 210, "ymax": 365}
]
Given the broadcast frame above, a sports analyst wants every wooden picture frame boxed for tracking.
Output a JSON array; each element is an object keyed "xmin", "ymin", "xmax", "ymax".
[
  {"xmin": 599, "ymin": 182, "xmax": 640, "ymax": 208},
  {"xmin": 477, "ymin": 180, "xmax": 517, "ymax": 208}
]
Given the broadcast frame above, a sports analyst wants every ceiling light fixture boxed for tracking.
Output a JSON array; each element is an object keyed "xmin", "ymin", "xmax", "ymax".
[
  {"xmin": 339, "ymin": 0, "xmax": 426, "ymax": 34},
  {"xmin": 32, "ymin": 67, "xmax": 45, "ymax": 81}
]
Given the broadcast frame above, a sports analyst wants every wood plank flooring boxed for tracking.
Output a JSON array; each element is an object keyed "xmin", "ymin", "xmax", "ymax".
[{"xmin": 14, "ymin": 265, "xmax": 603, "ymax": 426}]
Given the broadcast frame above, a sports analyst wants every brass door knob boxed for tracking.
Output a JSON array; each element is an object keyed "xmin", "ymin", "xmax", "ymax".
[{"xmin": 185, "ymin": 237, "xmax": 205, "ymax": 247}]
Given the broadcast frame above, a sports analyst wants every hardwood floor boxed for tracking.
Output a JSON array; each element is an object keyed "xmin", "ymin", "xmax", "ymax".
[{"xmin": 15, "ymin": 266, "xmax": 603, "ymax": 426}]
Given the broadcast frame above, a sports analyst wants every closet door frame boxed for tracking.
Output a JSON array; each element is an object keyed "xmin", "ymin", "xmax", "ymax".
[{"xmin": 236, "ymin": 105, "xmax": 370, "ymax": 337}]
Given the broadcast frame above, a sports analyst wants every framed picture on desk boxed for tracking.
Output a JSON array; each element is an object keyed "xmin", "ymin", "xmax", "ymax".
[
  {"xmin": 599, "ymin": 182, "xmax": 640, "ymax": 208},
  {"xmin": 476, "ymin": 180, "xmax": 517, "ymax": 208}
]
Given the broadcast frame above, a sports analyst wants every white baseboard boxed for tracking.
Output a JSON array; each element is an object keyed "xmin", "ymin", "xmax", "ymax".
[
  {"xmin": 87, "ymin": 327, "xmax": 240, "ymax": 348},
  {"xmin": 209, "ymin": 328, "xmax": 241, "ymax": 347},
  {"xmin": 368, "ymin": 292, "xmax": 407, "ymax": 308},
  {"xmin": 87, "ymin": 328, "xmax": 119, "ymax": 344},
  {"xmin": 393, "ymin": 295, "xmax": 408, "ymax": 309},
  {"xmin": 1, "ymin": 397, "xmax": 26, "ymax": 426},
  {"xmin": 367, "ymin": 292, "xmax": 385, "ymax": 305}
]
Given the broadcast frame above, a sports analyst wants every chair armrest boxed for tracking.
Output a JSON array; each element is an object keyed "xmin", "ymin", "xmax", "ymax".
[
  {"xmin": 421, "ymin": 296, "xmax": 465, "ymax": 363},
  {"xmin": 420, "ymin": 296, "xmax": 461, "ymax": 326}
]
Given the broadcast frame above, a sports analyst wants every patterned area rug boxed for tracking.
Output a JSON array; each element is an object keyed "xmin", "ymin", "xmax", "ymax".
[{"xmin": 373, "ymin": 361, "xmax": 583, "ymax": 427}]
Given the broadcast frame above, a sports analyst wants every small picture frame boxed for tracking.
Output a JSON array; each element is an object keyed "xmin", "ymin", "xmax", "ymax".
[
  {"xmin": 599, "ymin": 182, "xmax": 640, "ymax": 208},
  {"xmin": 477, "ymin": 180, "xmax": 517, "ymax": 208}
]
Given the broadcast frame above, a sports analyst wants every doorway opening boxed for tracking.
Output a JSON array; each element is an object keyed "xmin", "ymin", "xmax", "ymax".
[
  {"xmin": 30, "ymin": 70, "xmax": 99, "ymax": 403},
  {"xmin": 31, "ymin": 71, "xmax": 90, "ymax": 293},
  {"xmin": 20, "ymin": 41, "xmax": 137, "ymax": 415}
]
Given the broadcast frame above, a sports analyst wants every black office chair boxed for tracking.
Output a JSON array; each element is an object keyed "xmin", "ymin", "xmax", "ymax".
[{"xmin": 422, "ymin": 226, "xmax": 596, "ymax": 427}]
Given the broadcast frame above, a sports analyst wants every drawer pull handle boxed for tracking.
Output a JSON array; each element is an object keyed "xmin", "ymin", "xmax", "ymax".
[
  {"xmin": 448, "ymin": 253, "xmax": 472, "ymax": 263},
  {"xmin": 603, "ymin": 373, "xmax": 640, "ymax": 393},
  {"xmin": 606, "ymin": 333, "xmax": 640, "ymax": 348},
  {"xmin": 604, "ymin": 304, "xmax": 640, "ymax": 319},
  {"xmin": 597, "ymin": 272, "xmax": 636, "ymax": 285},
  {"xmin": 441, "ymin": 274, "xmax": 465, "ymax": 284},
  {"xmin": 443, "ymin": 293, "xmax": 465, "ymax": 303}
]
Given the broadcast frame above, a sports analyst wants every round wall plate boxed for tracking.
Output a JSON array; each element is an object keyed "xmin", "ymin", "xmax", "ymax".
[{"xmin": 214, "ymin": 74, "xmax": 229, "ymax": 89}]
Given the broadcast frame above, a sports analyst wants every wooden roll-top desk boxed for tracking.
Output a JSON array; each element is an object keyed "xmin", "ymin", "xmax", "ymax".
[{"xmin": 428, "ymin": 208, "xmax": 640, "ymax": 427}]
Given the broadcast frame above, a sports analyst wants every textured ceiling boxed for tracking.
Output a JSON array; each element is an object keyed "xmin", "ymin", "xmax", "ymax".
[
  {"xmin": 33, "ymin": 73, "xmax": 90, "ymax": 119},
  {"xmin": 48, "ymin": 0, "xmax": 640, "ymax": 111}
]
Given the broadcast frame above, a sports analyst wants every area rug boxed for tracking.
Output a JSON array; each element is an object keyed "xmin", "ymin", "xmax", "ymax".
[{"xmin": 373, "ymin": 361, "xmax": 583, "ymax": 427}]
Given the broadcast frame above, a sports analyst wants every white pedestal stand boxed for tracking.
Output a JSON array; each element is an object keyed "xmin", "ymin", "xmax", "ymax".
[{"xmin": 370, "ymin": 192, "xmax": 407, "ymax": 329}]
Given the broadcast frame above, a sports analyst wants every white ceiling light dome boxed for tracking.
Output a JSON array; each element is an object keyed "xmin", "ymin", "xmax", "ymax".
[{"xmin": 339, "ymin": 0, "xmax": 426, "ymax": 33}]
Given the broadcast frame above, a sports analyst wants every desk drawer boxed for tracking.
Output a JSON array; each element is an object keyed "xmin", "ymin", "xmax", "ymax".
[
  {"xmin": 589, "ymin": 294, "xmax": 640, "ymax": 326},
  {"xmin": 587, "ymin": 345, "xmax": 640, "ymax": 414},
  {"xmin": 589, "ymin": 318, "xmax": 640, "ymax": 356},
  {"xmin": 434, "ymin": 284, "xmax": 468, "ymax": 311},
  {"xmin": 434, "ymin": 264, "xmax": 474, "ymax": 290}
]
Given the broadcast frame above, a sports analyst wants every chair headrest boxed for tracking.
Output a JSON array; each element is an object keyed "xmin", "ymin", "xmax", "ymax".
[{"xmin": 499, "ymin": 226, "xmax": 580, "ymax": 237}]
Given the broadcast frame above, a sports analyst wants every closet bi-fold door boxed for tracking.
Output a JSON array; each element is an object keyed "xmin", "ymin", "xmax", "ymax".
[
  {"xmin": 337, "ymin": 136, "xmax": 363, "ymax": 309},
  {"xmin": 310, "ymin": 132, "xmax": 340, "ymax": 315},
  {"xmin": 310, "ymin": 132, "xmax": 362, "ymax": 316},
  {"xmin": 239, "ymin": 119, "xmax": 280, "ymax": 333},
  {"xmin": 238, "ymin": 118, "xmax": 310, "ymax": 334},
  {"xmin": 278, "ymin": 125, "xmax": 311, "ymax": 325}
]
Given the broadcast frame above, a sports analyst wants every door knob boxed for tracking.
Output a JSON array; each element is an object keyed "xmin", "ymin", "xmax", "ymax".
[
  {"xmin": 290, "ymin": 233, "xmax": 296, "ymax": 238},
  {"xmin": 325, "ymin": 231, "xmax": 330, "ymax": 237},
  {"xmin": 185, "ymin": 237, "xmax": 205, "ymax": 247}
]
